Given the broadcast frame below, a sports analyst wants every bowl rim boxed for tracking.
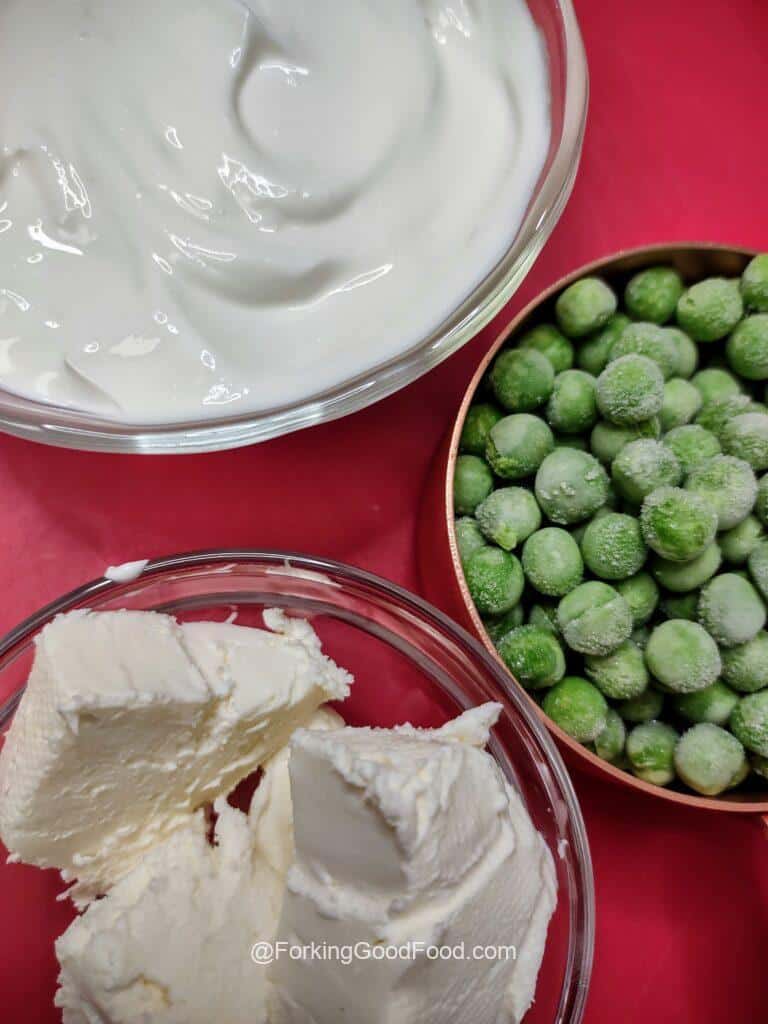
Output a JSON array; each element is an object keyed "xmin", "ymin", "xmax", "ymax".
[
  {"xmin": 0, "ymin": 0, "xmax": 588, "ymax": 454},
  {"xmin": 0, "ymin": 547, "xmax": 595, "ymax": 1024},
  {"xmin": 444, "ymin": 240, "xmax": 768, "ymax": 814}
]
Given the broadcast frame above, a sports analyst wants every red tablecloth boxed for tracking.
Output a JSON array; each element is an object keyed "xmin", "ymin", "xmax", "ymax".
[{"xmin": 2, "ymin": 0, "xmax": 768, "ymax": 1020}]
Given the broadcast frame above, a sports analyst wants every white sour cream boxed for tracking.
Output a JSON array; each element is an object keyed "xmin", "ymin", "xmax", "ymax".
[{"xmin": 0, "ymin": 0, "xmax": 549, "ymax": 424}]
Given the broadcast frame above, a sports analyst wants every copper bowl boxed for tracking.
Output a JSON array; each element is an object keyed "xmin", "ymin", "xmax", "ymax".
[{"xmin": 418, "ymin": 242, "xmax": 768, "ymax": 815}]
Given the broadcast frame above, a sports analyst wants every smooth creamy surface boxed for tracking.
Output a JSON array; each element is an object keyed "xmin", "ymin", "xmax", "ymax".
[
  {"xmin": 271, "ymin": 705, "xmax": 557, "ymax": 1024},
  {"xmin": 0, "ymin": 0, "xmax": 549, "ymax": 423},
  {"xmin": 0, "ymin": 608, "xmax": 351, "ymax": 903}
]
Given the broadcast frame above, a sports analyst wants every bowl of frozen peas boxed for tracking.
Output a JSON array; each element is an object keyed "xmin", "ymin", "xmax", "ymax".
[{"xmin": 421, "ymin": 244, "xmax": 768, "ymax": 811}]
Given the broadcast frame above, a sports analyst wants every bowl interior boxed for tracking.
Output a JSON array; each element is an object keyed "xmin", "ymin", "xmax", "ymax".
[
  {"xmin": 0, "ymin": 0, "xmax": 587, "ymax": 453},
  {"xmin": 0, "ymin": 552, "xmax": 593, "ymax": 1023},
  {"xmin": 444, "ymin": 242, "xmax": 768, "ymax": 813}
]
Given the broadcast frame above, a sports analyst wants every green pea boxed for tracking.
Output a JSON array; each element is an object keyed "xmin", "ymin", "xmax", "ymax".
[
  {"xmin": 684, "ymin": 455, "xmax": 757, "ymax": 531},
  {"xmin": 677, "ymin": 277, "xmax": 744, "ymax": 342},
  {"xmin": 718, "ymin": 515, "xmax": 765, "ymax": 565},
  {"xmin": 730, "ymin": 691, "xmax": 768, "ymax": 756},
  {"xmin": 726, "ymin": 315, "xmax": 768, "ymax": 380},
  {"xmin": 535, "ymin": 449, "xmax": 609, "ymax": 525},
  {"xmin": 580, "ymin": 512, "xmax": 647, "ymax": 581},
  {"xmin": 546, "ymin": 370, "xmax": 598, "ymax": 434},
  {"xmin": 640, "ymin": 487, "xmax": 718, "ymax": 562},
  {"xmin": 720, "ymin": 632, "xmax": 768, "ymax": 693},
  {"xmin": 585, "ymin": 640, "xmax": 648, "ymax": 699},
  {"xmin": 612, "ymin": 439, "xmax": 681, "ymax": 505},
  {"xmin": 557, "ymin": 581, "xmax": 632, "ymax": 656},
  {"xmin": 556, "ymin": 277, "xmax": 618, "ymax": 339},
  {"xmin": 596, "ymin": 355, "xmax": 664, "ymax": 426},
  {"xmin": 662, "ymin": 425, "xmax": 721, "ymax": 475},
  {"xmin": 667, "ymin": 328, "xmax": 699, "ymax": 379},
  {"xmin": 674, "ymin": 723, "xmax": 747, "ymax": 795},
  {"xmin": 691, "ymin": 367, "xmax": 741, "ymax": 405},
  {"xmin": 721, "ymin": 412, "xmax": 768, "ymax": 470},
  {"xmin": 651, "ymin": 543, "xmax": 722, "ymax": 593},
  {"xmin": 624, "ymin": 266, "xmax": 684, "ymax": 324},
  {"xmin": 593, "ymin": 709, "xmax": 627, "ymax": 764},
  {"xmin": 590, "ymin": 418, "xmax": 661, "ymax": 465},
  {"xmin": 475, "ymin": 487, "xmax": 541, "ymax": 551},
  {"xmin": 661, "ymin": 591, "xmax": 700, "ymax": 620},
  {"xmin": 616, "ymin": 571, "xmax": 659, "ymax": 626},
  {"xmin": 696, "ymin": 394, "xmax": 765, "ymax": 437},
  {"xmin": 454, "ymin": 454, "xmax": 493, "ymax": 515},
  {"xmin": 490, "ymin": 348, "xmax": 554, "ymax": 413},
  {"xmin": 482, "ymin": 605, "xmax": 525, "ymax": 646},
  {"xmin": 522, "ymin": 527, "xmax": 583, "ymax": 597},
  {"xmin": 518, "ymin": 323, "xmax": 574, "ymax": 373},
  {"xmin": 454, "ymin": 516, "xmax": 486, "ymax": 567},
  {"xmin": 464, "ymin": 547, "xmax": 524, "ymax": 616},
  {"xmin": 617, "ymin": 687, "xmax": 665, "ymax": 724},
  {"xmin": 486, "ymin": 414, "xmax": 554, "ymax": 480},
  {"xmin": 673, "ymin": 681, "xmax": 740, "ymax": 726},
  {"xmin": 697, "ymin": 573, "xmax": 766, "ymax": 648},
  {"xmin": 497, "ymin": 625, "xmax": 566, "ymax": 690},
  {"xmin": 645, "ymin": 619, "xmax": 721, "ymax": 694},
  {"xmin": 541, "ymin": 675, "xmax": 609, "ymax": 742},
  {"xmin": 627, "ymin": 721, "xmax": 679, "ymax": 786},
  {"xmin": 659, "ymin": 378, "xmax": 702, "ymax": 431},
  {"xmin": 610, "ymin": 322, "xmax": 680, "ymax": 379},
  {"xmin": 741, "ymin": 254, "xmax": 768, "ymax": 313},
  {"xmin": 460, "ymin": 403, "xmax": 503, "ymax": 456}
]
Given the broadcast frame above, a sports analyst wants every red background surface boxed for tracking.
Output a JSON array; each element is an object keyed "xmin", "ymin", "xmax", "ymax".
[{"xmin": 2, "ymin": 0, "xmax": 768, "ymax": 1020}]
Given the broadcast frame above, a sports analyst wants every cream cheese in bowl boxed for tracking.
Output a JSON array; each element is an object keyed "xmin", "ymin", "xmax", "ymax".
[{"xmin": 0, "ymin": 0, "xmax": 550, "ymax": 424}]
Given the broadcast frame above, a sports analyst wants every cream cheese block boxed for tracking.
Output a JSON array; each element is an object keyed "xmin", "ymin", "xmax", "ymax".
[
  {"xmin": 55, "ymin": 708, "xmax": 344, "ymax": 1024},
  {"xmin": 269, "ymin": 704, "xmax": 557, "ymax": 1024},
  {"xmin": 0, "ymin": 608, "xmax": 351, "ymax": 903}
]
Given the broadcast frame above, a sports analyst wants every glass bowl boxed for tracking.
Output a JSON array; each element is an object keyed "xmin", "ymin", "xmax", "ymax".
[
  {"xmin": 0, "ymin": 1, "xmax": 587, "ymax": 453},
  {"xmin": 0, "ymin": 550, "xmax": 593, "ymax": 1022}
]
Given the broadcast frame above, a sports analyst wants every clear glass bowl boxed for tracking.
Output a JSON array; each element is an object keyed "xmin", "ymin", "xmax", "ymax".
[
  {"xmin": 0, "ymin": 1, "xmax": 587, "ymax": 453},
  {"xmin": 0, "ymin": 551, "xmax": 593, "ymax": 1022}
]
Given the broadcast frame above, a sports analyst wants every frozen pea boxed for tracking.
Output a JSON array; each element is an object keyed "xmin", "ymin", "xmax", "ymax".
[
  {"xmin": 697, "ymin": 573, "xmax": 766, "ymax": 647},
  {"xmin": 577, "ymin": 314, "xmax": 630, "ymax": 375},
  {"xmin": 580, "ymin": 512, "xmax": 647, "ymax": 581},
  {"xmin": 592, "ymin": 709, "xmax": 627, "ymax": 764},
  {"xmin": 695, "ymin": 394, "xmax": 765, "ymax": 437},
  {"xmin": 464, "ymin": 547, "xmax": 524, "ymax": 616},
  {"xmin": 518, "ymin": 323, "xmax": 574, "ymax": 373},
  {"xmin": 541, "ymin": 675, "xmax": 609, "ymax": 742},
  {"xmin": 684, "ymin": 455, "xmax": 757, "ymax": 531},
  {"xmin": 663, "ymin": 425, "xmax": 721, "ymax": 475},
  {"xmin": 721, "ymin": 412, "xmax": 768, "ymax": 470},
  {"xmin": 756, "ymin": 475, "xmax": 768, "ymax": 525},
  {"xmin": 719, "ymin": 515, "xmax": 765, "ymax": 565},
  {"xmin": 750, "ymin": 753, "xmax": 768, "ymax": 780},
  {"xmin": 720, "ymin": 632, "xmax": 768, "ymax": 692},
  {"xmin": 617, "ymin": 687, "xmax": 665, "ymax": 724},
  {"xmin": 624, "ymin": 266, "xmax": 684, "ymax": 324},
  {"xmin": 627, "ymin": 721, "xmax": 679, "ymax": 786},
  {"xmin": 616, "ymin": 571, "xmax": 659, "ymax": 627},
  {"xmin": 691, "ymin": 367, "xmax": 741, "ymax": 405},
  {"xmin": 557, "ymin": 581, "xmax": 632, "ymax": 656},
  {"xmin": 676, "ymin": 277, "xmax": 744, "ymax": 342},
  {"xmin": 659, "ymin": 378, "xmax": 702, "ymax": 431},
  {"xmin": 570, "ymin": 505, "xmax": 612, "ymax": 547},
  {"xmin": 529, "ymin": 602, "xmax": 560, "ymax": 634},
  {"xmin": 454, "ymin": 517, "xmax": 486, "ymax": 567},
  {"xmin": 522, "ymin": 527, "xmax": 583, "ymax": 597},
  {"xmin": 730, "ymin": 691, "xmax": 768, "ymax": 756},
  {"xmin": 748, "ymin": 539, "xmax": 768, "ymax": 601},
  {"xmin": 454, "ymin": 455, "xmax": 493, "ymax": 515},
  {"xmin": 674, "ymin": 723, "xmax": 747, "ymax": 796},
  {"xmin": 534, "ymin": 449, "xmax": 609, "ymax": 525},
  {"xmin": 497, "ymin": 625, "xmax": 566, "ymax": 690},
  {"xmin": 640, "ymin": 487, "xmax": 717, "ymax": 562},
  {"xmin": 612, "ymin": 439, "xmax": 681, "ymax": 504},
  {"xmin": 490, "ymin": 348, "xmax": 554, "ymax": 413},
  {"xmin": 475, "ymin": 487, "xmax": 541, "ymax": 551},
  {"xmin": 610, "ymin": 322, "xmax": 679, "ymax": 379},
  {"xmin": 585, "ymin": 640, "xmax": 648, "ymax": 699},
  {"xmin": 459, "ymin": 403, "xmax": 503, "ymax": 456},
  {"xmin": 556, "ymin": 277, "xmax": 617, "ymax": 338},
  {"xmin": 482, "ymin": 605, "xmax": 525, "ymax": 646},
  {"xmin": 726, "ymin": 315, "xmax": 768, "ymax": 380},
  {"xmin": 590, "ymin": 417, "xmax": 661, "ymax": 465},
  {"xmin": 741, "ymin": 254, "xmax": 768, "ymax": 312},
  {"xmin": 546, "ymin": 370, "xmax": 598, "ymax": 434},
  {"xmin": 673, "ymin": 681, "xmax": 740, "ymax": 726},
  {"xmin": 661, "ymin": 591, "xmax": 700, "ymax": 620},
  {"xmin": 667, "ymin": 329, "xmax": 699, "ymax": 379},
  {"xmin": 651, "ymin": 542, "xmax": 722, "ymax": 593},
  {"xmin": 645, "ymin": 619, "xmax": 721, "ymax": 693},
  {"xmin": 596, "ymin": 354, "xmax": 664, "ymax": 426},
  {"xmin": 486, "ymin": 414, "xmax": 554, "ymax": 479}
]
